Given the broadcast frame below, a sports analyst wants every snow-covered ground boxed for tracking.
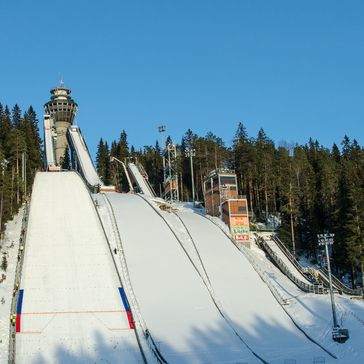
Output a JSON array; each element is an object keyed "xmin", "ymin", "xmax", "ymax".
[
  {"xmin": 68, "ymin": 126, "xmax": 103, "ymax": 187},
  {"xmin": 165, "ymin": 202, "xmax": 364, "ymax": 364},
  {"xmin": 105, "ymin": 192, "xmax": 259, "ymax": 363},
  {"xmin": 16, "ymin": 172, "xmax": 144, "ymax": 363},
  {"xmin": 0, "ymin": 207, "xmax": 24, "ymax": 363},
  {"xmin": 136, "ymin": 202, "xmax": 332, "ymax": 363},
  {"xmin": 127, "ymin": 163, "xmax": 154, "ymax": 197},
  {"xmin": 2, "ymin": 169, "xmax": 363, "ymax": 363},
  {"xmin": 262, "ymin": 237, "xmax": 313, "ymax": 284}
]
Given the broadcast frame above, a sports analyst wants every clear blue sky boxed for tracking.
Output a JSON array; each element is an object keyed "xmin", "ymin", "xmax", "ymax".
[{"xmin": 0, "ymin": 0, "xmax": 363, "ymax": 157}]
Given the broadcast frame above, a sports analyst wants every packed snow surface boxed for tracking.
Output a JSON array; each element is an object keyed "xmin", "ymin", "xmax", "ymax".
[
  {"xmin": 127, "ymin": 163, "xmax": 154, "ymax": 197},
  {"xmin": 3, "ymin": 167, "xmax": 363, "ymax": 363},
  {"xmin": 107, "ymin": 192, "xmax": 258, "ymax": 363},
  {"xmin": 43, "ymin": 117, "xmax": 56, "ymax": 167},
  {"xmin": 263, "ymin": 237, "xmax": 312, "ymax": 284},
  {"xmin": 16, "ymin": 172, "xmax": 143, "ymax": 363},
  {"xmin": 68, "ymin": 127, "xmax": 103, "ymax": 186},
  {"xmin": 0, "ymin": 208, "xmax": 24, "ymax": 363},
  {"xmin": 162, "ymin": 210, "xmax": 333, "ymax": 363}
]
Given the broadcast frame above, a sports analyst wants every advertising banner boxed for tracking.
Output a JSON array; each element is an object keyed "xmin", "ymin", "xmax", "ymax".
[{"xmin": 230, "ymin": 215, "xmax": 250, "ymax": 242}]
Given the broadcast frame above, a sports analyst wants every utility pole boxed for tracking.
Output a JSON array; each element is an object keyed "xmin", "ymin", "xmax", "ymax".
[{"xmin": 317, "ymin": 233, "xmax": 349, "ymax": 342}]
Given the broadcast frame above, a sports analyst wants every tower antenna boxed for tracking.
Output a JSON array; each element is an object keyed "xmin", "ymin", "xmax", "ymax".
[{"xmin": 58, "ymin": 73, "xmax": 64, "ymax": 88}]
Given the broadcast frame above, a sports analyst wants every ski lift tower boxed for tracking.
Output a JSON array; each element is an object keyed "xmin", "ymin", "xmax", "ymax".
[{"xmin": 44, "ymin": 80, "xmax": 78, "ymax": 165}]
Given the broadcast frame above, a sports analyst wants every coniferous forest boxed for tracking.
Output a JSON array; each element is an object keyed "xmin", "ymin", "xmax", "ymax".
[
  {"xmin": 97, "ymin": 123, "xmax": 364, "ymax": 287},
  {"xmin": 0, "ymin": 98, "xmax": 362, "ymax": 288},
  {"xmin": 0, "ymin": 103, "xmax": 42, "ymax": 236}
]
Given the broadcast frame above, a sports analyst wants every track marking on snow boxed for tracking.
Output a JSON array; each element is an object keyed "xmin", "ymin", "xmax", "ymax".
[
  {"xmin": 118, "ymin": 287, "xmax": 135, "ymax": 329},
  {"xmin": 109, "ymin": 328, "xmax": 134, "ymax": 331},
  {"xmin": 21, "ymin": 309, "xmax": 126, "ymax": 315},
  {"xmin": 16, "ymin": 289, "xmax": 25, "ymax": 333}
]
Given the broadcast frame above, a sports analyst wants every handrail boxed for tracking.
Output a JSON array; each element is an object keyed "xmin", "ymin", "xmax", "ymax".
[
  {"xmin": 8, "ymin": 201, "xmax": 30, "ymax": 364},
  {"xmin": 67, "ymin": 128, "xmax": 101, "ymax": 190},
  {"xmin": 257, "ymin": 236, "xmax": 326, "ymax": 295},
  {"xmin": 271, "ymin": 235, "xmax": 314, "ymax": 282},
  {"xmin": 136, "ymin": 161, "xmax": 157, "ymax": 197},
  {"xmin": 102, "ymin": 194, "xmax": 166, "ymax": 364},
  {"xmin": 136, "ymin": 195, "xmax": 267, "ymax": 364},
  {"xmin": 74, "ymin": 171, "xmax": 150, "ymax": 363},
  {"xmin": 198, "ymin": 215, "xmax": 337, "ymax": 359},
  {"xmin": 318, "ymin": 267, "xmax": 362, "ymax": 296},
  {"xmin": 272, "ymin": 234, "xmax": 363, "ymax": 296},
  {"xmin": 128, "ymin": 162, "xmax": 156, "ymax": 197}
]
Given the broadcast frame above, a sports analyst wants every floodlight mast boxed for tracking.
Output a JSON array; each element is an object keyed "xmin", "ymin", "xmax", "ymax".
[
  {"xmin": 318, "ymin": 233, "xmax": 337, "ymax": 327},
  {"xmin": 317, "ymin": 233, "xmax": 349, "ymax": 343}
]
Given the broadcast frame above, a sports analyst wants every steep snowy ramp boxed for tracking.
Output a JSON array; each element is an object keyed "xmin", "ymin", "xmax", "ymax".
[
  {"xmin": 68, "ymin": 125, "xmax": 103, "ymax": 187},
  {"xmin": 263, "ymin": 237, "xmax": 312, "ymax": 284},
  {"xmin": 107, "ymin": 193, "xmax": 258, "ymax": 364},
  {"xmin": 178, "ymin": 212, "xmax": 334, "ymax": 364},
  {"xmin": 16, "ymin": 172, "xmax": 144, "ymax": 364},
  {"xmin": 43, "ymin": 115, "xmax": 56, "ymax": 169},
  {"xmin": 127, "ymin": 163, "xmax": 154, "ymax": 197}
]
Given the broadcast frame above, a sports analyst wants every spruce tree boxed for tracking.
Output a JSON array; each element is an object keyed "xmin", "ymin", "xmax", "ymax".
[{"xmin": 61, "ymin": 147, "xmax": 71, "ymax": 170}]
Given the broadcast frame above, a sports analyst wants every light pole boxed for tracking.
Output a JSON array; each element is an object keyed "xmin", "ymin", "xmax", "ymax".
[
  {"xmin": 158, "ymin": 125, "xmax": 166, "ymax": 186},
  {"xmin": 185, "ymin": 148, "xmax": 196, "ymax": 204},
  {"xmin": 317, "ymin": 233, "xmax": 349, "ymax": 342}
]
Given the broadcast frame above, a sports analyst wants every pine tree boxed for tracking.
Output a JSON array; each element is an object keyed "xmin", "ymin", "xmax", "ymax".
[
  {"xmin": 0, "ymin": 103, "xmax": 42, "ymax": 235},
  {"xmin": 11, "ymin": 104, "xmax": 22, "ymax": 129},
  {"xmin": 61, "ymin": 147, "xmax": 71, "ymax": 170},
  {"xmin": 96, "ymin": 138, "xmax": 110, "ymax": 184},
  {"xmin": 2, "ymin": 107, "xmax": 12, "ymax": 158},
  {"xmin": 231, "ymin": 122, "xmax": 255, "ymax": 212}
]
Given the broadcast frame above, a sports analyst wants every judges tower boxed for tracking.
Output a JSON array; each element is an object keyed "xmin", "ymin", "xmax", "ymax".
[{"xmin": 44, "ymin": 81, "xmax": 78, "ymax": 164}]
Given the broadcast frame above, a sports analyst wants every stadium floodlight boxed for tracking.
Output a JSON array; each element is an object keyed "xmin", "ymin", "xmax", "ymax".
[{"xmin": 317, "ymin": 233, "xmax": 349, "ymax": 343}]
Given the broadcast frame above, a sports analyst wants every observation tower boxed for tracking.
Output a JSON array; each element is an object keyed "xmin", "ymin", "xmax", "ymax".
[{"xmin": 44, "ymin": 81, "xmax": 78, "ymax": 164}]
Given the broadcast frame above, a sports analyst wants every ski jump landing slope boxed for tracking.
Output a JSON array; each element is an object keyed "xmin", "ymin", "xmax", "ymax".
[
  {"xmin": 127, "ymin": 163, "xmax": 154, "ymax": 197},
  {"xmin": 107, "ymin": 193, "xmax": 259, "ymax": 364},
  {"xmin": 178, "ymin": 212, "xmax": 334, "ymax": 364},
  {"xmin": 16, "ymin": 172, "xmax": 144, "ymax": 364},
  {"xmin": 68, "ymin": 126, "xmax": 103, "ymax": 187}
]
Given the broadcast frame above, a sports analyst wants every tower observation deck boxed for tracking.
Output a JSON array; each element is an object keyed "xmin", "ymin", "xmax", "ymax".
[{"xmin": 44, "ymin": 83, "xmax": 78, "ymax": 164}]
